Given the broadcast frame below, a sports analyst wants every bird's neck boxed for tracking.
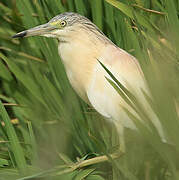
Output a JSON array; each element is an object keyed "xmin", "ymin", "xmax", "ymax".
[{"xmin": 57, "ymin": 29, "xmax": 107, "ymax": 101}]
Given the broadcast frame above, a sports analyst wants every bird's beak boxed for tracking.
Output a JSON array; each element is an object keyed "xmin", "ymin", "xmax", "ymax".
[{"xmin": 12, "ymin": 23, "xmax": 56, "ymax": 38}]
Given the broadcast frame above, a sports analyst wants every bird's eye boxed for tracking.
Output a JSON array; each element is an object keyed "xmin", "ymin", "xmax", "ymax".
[{"xmin": 60, "ymin": 20, "xmax": 67, "ymax": 27}]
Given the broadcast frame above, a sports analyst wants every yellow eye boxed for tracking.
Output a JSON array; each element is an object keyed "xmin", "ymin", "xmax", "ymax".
[{"xmin": 60, "ymin": 20, "xmax": 67, "ymax": 27}]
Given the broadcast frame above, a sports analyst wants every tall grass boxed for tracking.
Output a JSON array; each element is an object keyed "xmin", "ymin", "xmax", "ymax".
[{"xmin": 0, "ymin": 0, "xmax": 178, "ymax": 179}]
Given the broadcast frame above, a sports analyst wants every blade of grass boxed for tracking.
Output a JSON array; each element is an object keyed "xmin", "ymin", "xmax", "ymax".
[
  {"xmin": 90, "ymin": 0, "xmax": 103, "ymax": 30},
  {"xmin": 105, "ymin": 0, "xmax": 154, "ymax": 31},
  {"xmin": 0, "ymin": 100, "xmax": 27, "ymax": 174}
]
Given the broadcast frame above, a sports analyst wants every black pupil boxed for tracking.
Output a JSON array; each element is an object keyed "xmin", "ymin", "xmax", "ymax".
[{"xmin": 61, "ymin": 21, "xmax": 65, "ymax": 26}]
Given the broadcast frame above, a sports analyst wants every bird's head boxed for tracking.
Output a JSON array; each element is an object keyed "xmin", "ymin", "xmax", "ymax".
[{"xmin": 12, "ymin": 12, "xmax": 105, "ymax": 43}]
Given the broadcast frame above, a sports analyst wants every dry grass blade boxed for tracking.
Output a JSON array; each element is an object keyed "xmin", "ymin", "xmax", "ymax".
[
  {"xmin": 56, "ymin": 152, "xmax": 123, "ymax": 175},
  {"xmin": 0, "ymin": 47, "xmax": 45, "ymax": 62},
  {"xmin": 132, "ymin": 4, "xmax": 166, "ymax": 15}
]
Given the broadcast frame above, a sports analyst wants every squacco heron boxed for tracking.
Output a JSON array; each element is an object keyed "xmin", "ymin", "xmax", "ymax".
[{"xmin": 13, "ymin": 12, "xmax": 165, "ymax": 151}]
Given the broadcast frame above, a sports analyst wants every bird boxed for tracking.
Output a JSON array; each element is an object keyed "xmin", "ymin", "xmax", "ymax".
[{"xmin": 12, "ymin": 12, "xmax": 165, "ymax": 152}]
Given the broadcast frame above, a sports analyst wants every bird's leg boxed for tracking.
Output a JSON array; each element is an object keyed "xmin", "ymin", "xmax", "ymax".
[
  {"xmin": 114, "ymin": 122, "xmax": 125, "ymax": 153},
  {"xmin": 119, "ymin": 127, "xmax": 125, "ymax": 153}
]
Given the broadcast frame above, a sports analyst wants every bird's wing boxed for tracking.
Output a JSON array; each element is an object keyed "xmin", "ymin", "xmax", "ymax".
[
  {"xmin": 100, "ymin": 45, "xmax": 145, "ymax": 94},
  {"xmin": 86, "ymin": 45, "xmax": 145, "ymax": 127},
  {"xmin": 86, "ymin": 44, "xmax": 165, "ymax": 138}
]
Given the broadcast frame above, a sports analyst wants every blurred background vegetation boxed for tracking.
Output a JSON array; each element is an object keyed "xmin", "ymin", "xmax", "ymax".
[{"xmin": 0, "ymin": 0, "xmax": 179, "ymax": 179}]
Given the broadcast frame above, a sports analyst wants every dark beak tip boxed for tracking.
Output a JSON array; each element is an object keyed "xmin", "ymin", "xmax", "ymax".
[{"xmin": 12, "ymin": 31, "xmax": 27, "ymax": 38}]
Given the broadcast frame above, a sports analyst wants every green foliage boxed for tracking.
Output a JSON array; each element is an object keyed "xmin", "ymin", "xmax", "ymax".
[{"xmin": 0, "ymin": 0, "xmax": 179, "ymax": 179}]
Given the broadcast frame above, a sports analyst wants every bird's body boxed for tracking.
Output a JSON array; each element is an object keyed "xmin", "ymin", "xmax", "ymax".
[
  {"xmin": 56, "ymin": 19, "xmax": 153, "ymax": 131},
  {"xmin": 13, "ymin": 12, "xmax": 165, "ymax": 150},
  {"xmin": 59, "ymin": 34, "xmax": 142, "ymax": 129}
]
